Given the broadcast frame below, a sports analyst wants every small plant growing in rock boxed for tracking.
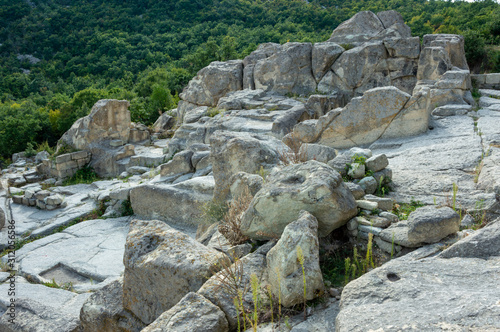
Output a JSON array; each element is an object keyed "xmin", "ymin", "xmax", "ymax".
[
  {"xmin": 24, "ymin": 142, "xmax": 36, "ymax": 158},
  {"xmin": 63, "ymin": 164, "xmax": 99, "ymax": 185},
  {"xmin": 296, "ymin": 245, "xmax": 307, "ymax": 320},
  {"xmin": 392, "ymin": 199, "xmax": 424, "ymax": 220},
  {"xmin": 121, "ymin": 199, "xmax": 134, "ymax": 216},
  {"xmin": 218, "ymin": 188, "xmax": 251, "ymax": 245},
  {"xmin": 201, "ymin": 199, "xmax": 228, "ymax": 224}
]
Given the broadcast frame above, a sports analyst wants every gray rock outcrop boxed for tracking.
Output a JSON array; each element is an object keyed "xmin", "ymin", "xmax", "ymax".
[
  {"xmin": 143, "ymin": 292, "xmax": 228, "ymax": 332},
  {"xmin": 240, "ymin": 161, "xmax": 357, "ymax": 240},
  {"xmin": 266, "ymin": 211, "xmax": 324, "ymax": 307},
  {"xmin": 123, "ymin": 219, "xmax": 228, "ymax": 324},
  {"xmin": 379, "ymin": 205, "xmax": 460, "ymax": 247}
]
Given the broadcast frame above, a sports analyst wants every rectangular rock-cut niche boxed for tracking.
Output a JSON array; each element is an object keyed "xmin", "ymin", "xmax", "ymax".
[{"xmin": 40, "ymin": 263, "xmax": 103, "ymax": 286}]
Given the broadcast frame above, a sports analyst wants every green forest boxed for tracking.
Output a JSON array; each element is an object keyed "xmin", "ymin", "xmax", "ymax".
[{"xmin": 0, "ymin": 0, "xmax": 499, "ymax": 160}]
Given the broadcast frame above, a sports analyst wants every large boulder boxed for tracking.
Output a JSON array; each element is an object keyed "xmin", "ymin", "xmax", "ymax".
[
  {"xmin": 80, "ymin": 277, "xmax": 145, "ymax": 332},
  {"xmin": 379, "ymin": 205, "xmax": 460, "ymax": 247},
  {"xmin": 253, "ymin": 42, "xmax": 317, "ymax": 96},
  {"xmin": 242, "ymin": 43, "xmax": 282, "ymax": 90},
  {"xmin": 327, "ymin": 10, "xmax": 410, "ymax": 46},
  {"xmin": 311, "ymin": 42, "xmax": 344, "ymax": 82},
  {"xmin": 210, "ymin": 131, "xmax": 284, "ymax": 200},
  {"xmin": 58, "ymin": 99, "xmax": 131, "ymax": 151},
  {"xmin": 327, "ymin": 11, "xmax": 385, "ymax": 45},
  {"xmin": 180, "ymin": 60, "xmax": 243, "ymax": 107},
  {"xmin": 266, "ymin": 211, "xmax": 324, "ymax": 307},
  {"xmin": 130, "ymin": 176, "xmax": 215, "ymax": 227},
  {"xmin": 240, "ymin": 161, "xmax": 357, "ymax": 240},
  {"xmin": 142, "ymin": 292, "xmax": 228, "ymax": 332},
  {"xmin": 330, "ymin": 42, "xmax": 390, "ymax": 94},
  {"xmin": 123, "ymin": 219, "xmax": 228, "ymax": 325},
  {"xmin": 317, "ymin": 87, "xmax": 411, "ymax": 148}
]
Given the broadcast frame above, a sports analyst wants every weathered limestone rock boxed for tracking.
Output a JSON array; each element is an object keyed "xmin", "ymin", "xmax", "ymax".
[
  {"xmin": 266, "ymin": 211, "xmax": 324, "ymax": 307},
  {"xmin": 384, "ymin": 37, "xmax": 420, "ymax": 58},
  {"xmin": 318, "ymin": 87, "xmax": 410, "ymax": 148},
  {"xmin": 422, "ymin": 34, "xmax": 468, "ymax": 70},
  {"xmin": 365, "ymin": 154, "xmax": 388, "ymax": 172},
  {"xmin": 331, "ymin": 42, "xmax": 389, "ymax": 94},
  {"xmin": 160, "ymin": 150, "xmax": 193, "ymax": 177},
  {"xmin": 198, "ymin": 253, "xmax": 267, "ymax": 331},
  {"xmin": 253, "ymin": 42, "xmax": 316, "ymax": 96},
  {"xmin": 58, "ymin": 99, "xmax": 131, "ymax": 151},
  {"xmin": 440, "ymin": 218, "xmax": 500, "ymax": 259},
  {"xmin": 180, "ymin": 60, "xmax": 243, "ymax": 107},
  {"xmin": 379, "ymin": 205, "xmax": 460, "ymax": 247},
  {"xmin": 0, "ymin": 283, "xmax": 90, "ymax": 332},
  {"xmin": 80, "ymin": 277, "xmax": 145, "ymax": 332},
  {"xmin": 229, "ymin": 172, "xmax": 264, "ymax": 199},
  {"xmin": 298, "ymin": 143, "xmax": 337, "ymax": 164},
  {"xmin": 242, "ymin": 43, "xmax": 282, "ymax": 90},
  {"xmin": 311, "ymin": 42, "xmax": 344, "ymax": 82},
  {"xmin": 123, "ymin": 219, "xmax": 228, "ymax": 325},
  {"xmin": 336, "ymin": 248, "xmax": 500, "ymax": 331},
  {"xmin": 240, "ymin": 161, "xmax": 357, "ymax": 240},
  {"xmin": 153, "ymin": 113, "xmax": 175, "ymax": 133},
  {"xmin": 305, "ymin": 93, "xmax": 349, "ymax": 118},
  {"xmin": 327, "ymin": 11, "xmax": 385, "ymax": 45},
  {"xmin": 417, "ymin": 46, "xmax": 452, "ymax": 81},
  {"xmin": 130, "ymin": 176, "xmax": 215, "ymax": 227},
  {"xmin": 210, "ymin": 131, "xmax": 283, "ymax": 200},
  {"xmin": 142, "ymin": 293, "xmax": 228, "ymax": 332}
]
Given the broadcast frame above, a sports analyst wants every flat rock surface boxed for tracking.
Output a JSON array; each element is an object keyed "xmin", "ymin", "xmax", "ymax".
[
  {"xmin": 0, "ymin": 282, "xmax": 90, "ymax": 332},
  {"xmin": 337, "ymin": 254, "xmax": 500, "ymax": 331},
  {"xmin": 6, "ymin": 217, "xmax": 131, "ymax": 292},
  {"xmin": 370, "ymin": 115, "xmax": 497, "ymax": 211}
]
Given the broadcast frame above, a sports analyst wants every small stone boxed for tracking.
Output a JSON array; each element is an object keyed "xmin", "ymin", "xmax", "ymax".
[
  {"xmin": 356, "ymin": 200, "xmax": 378, "ymax": 210},
  {"xmin": 365, "ymin": 154, "xmax": 389, "ymax": 172},
  {"xmin": 12, "ymin": 196, "xmax": 23, "ymax": 204},
  {"xmin": 460, "ymin": 214, "xmax": 475, "ymax": 228},
  {"xmin": 345, "ymin": 182, "xmax": 365, "ymax": 199},
  {"xmin": 358, "ymin": 176, "xmax": 377, "ymax": 194},
  {"xmin": 364, "ymin": 194, "xmax": 394, "ymax": 211},
  {"xmin": 46, "ymin": 204, "xmax": 57, "ymax": 211},
  {"xmin": 36, "ymin": 200, "xmax": 46, "ymax": 209},
  {"xmin": 358, "ymin": 225, "xmax": 383, "ymax": 235},
  {"xmin": 380, "ymin": 211, "xmax": 399, "ymax": 223},
  {"xmin": 348, "ymin": 147, "xmax": 372, "ymax": 159},
  {"xmin": 110, "ymin": 139, "xmax": 125, "ymax": 147},
  {"xmin": 357, "ymin": 216, "xmax": 391, "ymax": 228},
  {"xmin": 374, "ymin": 236, "xmax": 402, "ymax": 254},
  {"xmin": 329, "ymin": 288, "xmax": 340, "ymax": 298},
  {"xmin": 45, "ymin": 194, "xmax": 63, "ymax": 206},
  {"xmin": 347, "ymin": 218, "xmax": 359, "ymax": 231},
  {"xmin": 348, "ymin": 163, "xmax": 365, "ymax": 179},
  {"xmin": 34, "ymin": 190, "xmax": 50, "ymax": 200}
]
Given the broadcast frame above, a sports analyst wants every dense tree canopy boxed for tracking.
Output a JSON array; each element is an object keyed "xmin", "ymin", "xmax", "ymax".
[{"xmin": 0, "ymin": 0, "xmax": 499, "ymax": 160}]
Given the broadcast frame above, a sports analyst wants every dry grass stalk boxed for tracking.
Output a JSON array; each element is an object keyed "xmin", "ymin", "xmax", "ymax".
[
  {"xmin": 279, "ymin": 131, "xmax": 308, "ymax": 165},
  {"xmin": 218, "ymin": 187, "xmax": 252, "ymax": 245}
]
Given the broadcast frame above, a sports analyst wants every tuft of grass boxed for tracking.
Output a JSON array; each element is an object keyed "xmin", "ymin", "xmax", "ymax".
[
  {"xmin": 25, "ymin": 142, "xmax": 37, "ymax": 158},
  {"xmin": 63, "ymin": 164, "xmax": 99, "ymax": 186},
  {"xmin": 36, "ymin": 141, "xmax": 55, "ymax": 155},
  {"xmin": 296, "ymin": 246, "xmax": 307, "ymax": 320},
  {"xmin": 41, "ymin": 278, "xmax": 74, "ymax": 291},
  {"xmin": 207, "ymin": 107, "xmax": 225, "ymax": 117},
  {"xmin": 218, "ymin": 187, "xmax": 252, "ymax": 246},
  {"xmin": 392, "ymin": 199, "xmax": 424, "ymax": 220},
  {"xmin": 201, "ymin": 199, "xmax": 228, "ymax": 225},
  {"xmin": 339, "ymin": 43, "xmax": 354, "ymax": 50},
  {"xmin": 121, "ymin": 199, "xmax": 134, "ymax": 216}
]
